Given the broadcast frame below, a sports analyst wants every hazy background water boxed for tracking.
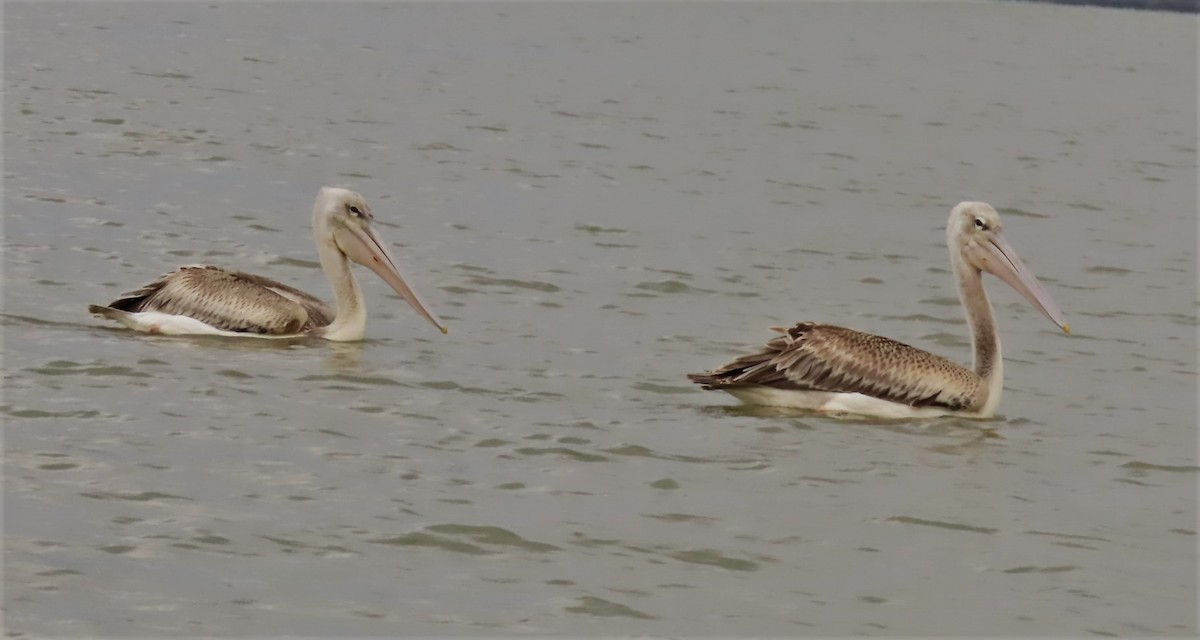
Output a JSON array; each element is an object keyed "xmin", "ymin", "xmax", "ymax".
[{"xmin": 4, "ymin": 2, "xmax": 1196, "ymax": 636}]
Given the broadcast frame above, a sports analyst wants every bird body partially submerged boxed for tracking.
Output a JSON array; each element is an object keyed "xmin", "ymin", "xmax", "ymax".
[
  {"xmin": 690, "ymin": 322, "xmax": 989, "ymax": 418},
  {"xmin": 88, "ymin": 266, "xmax": 332, "ymax": 337},
  {"xmin": 689, "ymin": 202, "xmax": 1068, "ymax": 419},
  {"xmin": 89, "ymin": 187, "xmax": 447, "ymax": 341}
]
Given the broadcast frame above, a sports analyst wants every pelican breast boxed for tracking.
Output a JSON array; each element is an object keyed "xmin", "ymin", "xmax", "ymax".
[
  {"xmin": 105, "ymin": 265, "xmax": 334, "ymax": 335},
  {"xmin": 689, "ymin": 322, "xmax": 985, "ymax": 411}
]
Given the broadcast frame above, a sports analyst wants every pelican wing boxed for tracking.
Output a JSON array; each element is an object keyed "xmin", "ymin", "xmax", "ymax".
[
  {"xmin": 689, "ymin": 322, "xmax": 983, "ymax": 410},
  {"xmin": 104, "ymin": 265, "xmax": 333, "ymax": 335}
]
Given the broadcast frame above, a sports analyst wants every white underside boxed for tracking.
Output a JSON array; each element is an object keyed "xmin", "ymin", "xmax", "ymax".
[
  {"xmin": 724, "ymin": 387, "xmax": 987, "ymax": 419},
  {"xmin": 94, "ymin": 309, "xmax": 304, "ymax": 339}
]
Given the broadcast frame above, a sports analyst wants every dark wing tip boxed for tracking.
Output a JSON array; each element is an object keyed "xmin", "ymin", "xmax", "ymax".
[
  {"xmin": 687, "ymin": 371, "xmax": 737, "ymax": 390},
  {"xmin": 689, "ymin": 322, "xmax": 823, "ymax": 391}
]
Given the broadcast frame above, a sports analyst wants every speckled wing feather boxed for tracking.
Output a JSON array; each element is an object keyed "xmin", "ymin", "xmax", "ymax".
[
  {"xmin": 106, "ymin": 265, "xmax": 334, "ymax": 335},
  {"xmin": 689, "ymin": 322, "xmax": 983, "ymax": 410}
]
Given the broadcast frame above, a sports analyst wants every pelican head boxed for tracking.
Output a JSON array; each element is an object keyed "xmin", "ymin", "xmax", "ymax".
[
  {"xmin": 313, "ymin": 187, "xmax": 448, "ymax": 334},
  {"xmin": 948, "ymin": 201, "xmax": 1068, "ymax": 334}
]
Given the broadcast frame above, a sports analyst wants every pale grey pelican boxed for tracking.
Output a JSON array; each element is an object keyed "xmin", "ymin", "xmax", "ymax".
[
  {"xmin": 688, "ymin": 202, "xmax": 1068, "ymax": 419},
  {"xmin": 88, "ymin": 187, "xmax": 448, "ymax": 341}
]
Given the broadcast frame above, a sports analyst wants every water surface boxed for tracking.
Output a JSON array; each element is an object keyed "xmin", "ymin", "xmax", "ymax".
[{"xmin": 4, "ymin": 2, "xmax": 1196, "ymax": 636}]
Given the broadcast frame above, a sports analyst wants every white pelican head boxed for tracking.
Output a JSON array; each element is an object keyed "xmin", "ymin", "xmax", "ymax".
[
  {"xmin": 313, "ymin": 187, "xmax": 447, "ymax": 334},
  {"xmin": 948, "ymin": 201, "xmax": 1068, "ymax": 334}
]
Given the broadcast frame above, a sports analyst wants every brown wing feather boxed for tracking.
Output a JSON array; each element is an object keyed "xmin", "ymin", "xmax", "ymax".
[
  {"xmin": 107, "ymin": 265, "xmax": 333, "ymax": 335},
  {"xmin": 689, "ymin": 322, "xmax": 983, "ymax": 410}
]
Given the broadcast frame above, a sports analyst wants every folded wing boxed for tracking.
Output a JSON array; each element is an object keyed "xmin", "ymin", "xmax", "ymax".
[
  {"xmin": 103, "ymin": 265, "xmax": 333, "ymax": 335},
  {"xmin": 688, "ymin": 322, "xmax": 983, "ymax": 410}
]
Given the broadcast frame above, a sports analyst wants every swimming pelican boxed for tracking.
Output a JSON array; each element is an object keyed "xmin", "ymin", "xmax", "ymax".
[
  {"xmin": 688, "ymin": 202, "xmax": 1068, "ymax": 419},
  {"xmin": 88, "ymin": 186, "xmax": 448, "ymax": 341}
]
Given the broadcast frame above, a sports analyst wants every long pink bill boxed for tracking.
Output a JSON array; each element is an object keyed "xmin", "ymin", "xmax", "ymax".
[
  {"xmin": 339, "ymin": 223, "xmax": 449, "ymax": 334},
  {"xmin": 968, "ymin": 231, "xmax": 1069, "ymax": 334}
]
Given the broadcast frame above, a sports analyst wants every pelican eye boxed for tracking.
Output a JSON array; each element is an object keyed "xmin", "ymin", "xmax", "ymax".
[
  {"xmin": 347, "ymin": 205, "xmax": 363, "ymax": 218},
  {"xmin": 974, "ymin": 218, "xmax": 988, "ymax": 231}
]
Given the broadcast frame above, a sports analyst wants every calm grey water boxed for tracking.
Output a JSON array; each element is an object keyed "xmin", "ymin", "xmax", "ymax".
[{"xmin": 4, "ymin": 2, "xmax": 1196, "ymax": 636}]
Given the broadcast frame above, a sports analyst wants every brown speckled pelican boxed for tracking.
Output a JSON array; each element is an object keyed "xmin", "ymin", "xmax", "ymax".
[
  {"xmin": 88, "ymin": 187, "xmax": 448, "ymax": 341},
  {"xmin": 688, "ymin": 202, "xmax": 1069, "ymax": 419}
]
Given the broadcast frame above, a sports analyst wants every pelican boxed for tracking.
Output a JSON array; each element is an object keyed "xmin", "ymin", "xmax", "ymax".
[
  {"xmin": 688, "ymin": 202, "xmax": 1069, "ymax": 419},
  {"xmin": 88, "ymin": 187, "xmax": 448, "ymax": 341}
]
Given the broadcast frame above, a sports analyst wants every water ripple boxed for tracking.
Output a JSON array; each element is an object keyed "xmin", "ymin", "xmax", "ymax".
[
  {"xmin": 565, "ymin": 596, "xmax": 655, "ymax": 620},
  {"xmin": 369, "ymin": 524, "xmax": 559, "ymax": 555},
  {"xmin": 886, "ymin": 516, "xmax": 998, "ymax": 534}
]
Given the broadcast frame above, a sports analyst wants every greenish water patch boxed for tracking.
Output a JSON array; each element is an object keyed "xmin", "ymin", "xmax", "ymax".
[
  {"xmin": 439, "ymin": 286, "xmax": 481, "ymax": 295},
  {"xmin": 295, "ymin": 373, "xmax": 404, "ymax": 386},
  {"xmin": 632, "ymin": 381, "xmax": 695, "ymax": 395},
  {"xmin": 259, "ymin": 535, "xmax": 355, "ymax": 555},
  {"xmin": 415, "ymin": 141, "xmax": 467, "ymax": 151},
  {"xmin": 3, "ymin": 407, "xmax": 101, "ymax": 419},
  {"xmin": 880, "ymin": 313, "xmax": 960, "ymax": 325},
  {"xmin": 576, "ymin": 223, "xmax": 627, "ymax": 234},
  {"xmin": 767, "ymin": 120, "xmax": 819, "ymax": 130},
  {"xmin": 796, "ymin": 475, "xmax": 856, "ymax": 485},
  {"xmin": 998, "ymin": 206, "xmax": 1050, "ymax": 218},
  {"xmin": 28, "ymin": 361, "xmax": 152, "ymax": 378},
  {"xmin": 509, "ymin": 390, "xmax": 567, "ymax": 403},
  {"xmin": 886, "ymin": 516, "xmax": 998, "ymax": 534},
  {"xmin": 669, "ymin": 549, "xmax": 759, "ymax": 572},
  {"xmin": 418, "ymin": 380, "xmax": 498, "ymax": 394},
  {"xmin": 568, "ymin": 532, "xmax": 622, "ymax": 549},
  {"xmin": 604, "ymin": 444, "xmax": 751, "ymax": 465},
  {"xmin": 1, "ymin": 313, "xmax": 72, "ymax": 327},
  {"xmin": 79, "ymin": 491, "xmax": 191, "ymax": 502},
  {"xmin": 565, "ymin": 596, "xmax": 655, "ymax": 619},
  {"xmin": 392, "ymin": 526, "xmax": 468, "ymax": 550},
  {"xmin": 642, "ymin": 513, "xmax": 717, "ymax": 524},
  {"xmin": 426, "ymin": 524, "xmax": 560, "ymax": 553},
  {"xmin": 370, "ymin": 525, "xmax": 558, "ymax": 556},
  {"xmin": 514, "ymin": 447, "xmax": 608, "ymax": 462},
  {"xmin": 634, "ymin": 280, "xmax": 709, "ymax": 294},
  {"xmin": 449, "ymin": 263, "xmax": 494, "ymax": 274},
  {"xmin": 468, "ymin": 275, "xmax": 560, "ymax": 293},
  {"xmin": 35, "ymin": 569, "xmax": 81, "ymax": 577},
  {"xmin": 268, "ymin": 257, "xmax": 321, "ymax": 269},
  {"xmin": 1025, "ymin": 530, "xmax": 1110, "ymax": 542},
  {"xmin": 1122, "ymin": 461, "xmax": 1200, "ymax": 473},
  {"xmin": 1003, "ymin": 565, "xmax": 1077, "ymax": 574},
  {"xmin": 1086, "ymin": 266, "xmax": 1133, "ymax": 275},
  {"xmin": 38, "ymin": 463, "xmax": 79, "ymax": 471},
  {"xmin": 919, "ymin": 296, "xmax": 962, "ymax": 307}
]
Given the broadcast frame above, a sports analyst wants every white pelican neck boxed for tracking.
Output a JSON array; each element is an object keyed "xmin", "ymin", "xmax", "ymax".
[
  {"xmin": 313, "ymin": 213, "xmax": 367, "ymax": 342},
  {"xmin": 950, "ymin": 239, "xmax": 1003, "ymax": 413}
]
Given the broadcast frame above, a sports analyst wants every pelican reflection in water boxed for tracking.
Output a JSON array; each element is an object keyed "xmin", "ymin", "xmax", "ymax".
[
  {"xmin": 689, "ymin": 202, "xmax": 1068, "ymax": 419},
  {"xmin": 89, "ymin": 187, "xmax": 447, "ymax": 341}
]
